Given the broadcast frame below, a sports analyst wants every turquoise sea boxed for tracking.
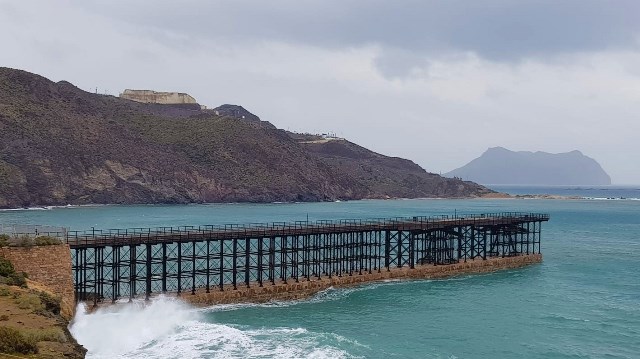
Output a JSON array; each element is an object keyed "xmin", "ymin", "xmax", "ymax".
[
  {"xmin": 1, "ymin": 196, "xmax": 639, "ymax": 358},
  {"xmin": 489, "ymin": 185, "xmax": 640, "ymax": 199}
]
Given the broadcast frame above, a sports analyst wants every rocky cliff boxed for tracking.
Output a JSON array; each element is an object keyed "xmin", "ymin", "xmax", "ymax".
[
  {"xmin": 446, "ymin": 147, "xmax": 612, "ymax": 185},
  {"xmin": 0, "ymin": 67, "xmax": 494, "ymax": 208}
]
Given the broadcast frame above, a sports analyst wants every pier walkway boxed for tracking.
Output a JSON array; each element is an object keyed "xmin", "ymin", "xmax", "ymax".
[{"xmin": 61, "ymin": 212, "xmax": 549, "ymax": 304}]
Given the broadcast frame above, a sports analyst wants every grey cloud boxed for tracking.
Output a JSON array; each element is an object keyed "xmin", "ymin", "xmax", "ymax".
[
  {"xmin": 373, "ymin": 49, "xmax": 429, "ymax": 78},
  {"xmin": 3, "ymin": 0, "xmax": 640, "ymax": 183},
  {"xmin": 80, "ymin": 0, "xmax": 640, "ymax": 61}
]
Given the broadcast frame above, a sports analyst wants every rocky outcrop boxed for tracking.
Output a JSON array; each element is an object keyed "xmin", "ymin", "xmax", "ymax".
[
  {"xmin": 119, "ymin": 89, "xmax": 197, "ymax": 105},
  {"xmin": 212, "ymin": 104, "xmax": 261, "ymax": 122}
]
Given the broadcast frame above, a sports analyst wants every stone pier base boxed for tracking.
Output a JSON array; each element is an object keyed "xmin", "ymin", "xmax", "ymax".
[
  {"xmin": 0, "ymin": 244, "xmax": 75, "ymax": 318},
  {"xmin": 183, "ymin": 253, "xmax": 542, "ymax": 306}
]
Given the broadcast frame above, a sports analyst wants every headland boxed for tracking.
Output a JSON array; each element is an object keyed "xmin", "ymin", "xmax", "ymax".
[{"xmin": 0, "ymin": 67, "xmax": 494, "ymax": 209}]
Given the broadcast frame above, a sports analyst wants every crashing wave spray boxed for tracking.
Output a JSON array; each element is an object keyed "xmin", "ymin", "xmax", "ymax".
[
  {"xmin": 70, "ymin": 292, "xmax": 363, "ymax": 358},
  {"xmin": 70, "ymin": 295, "xmax": 198, "ymax": 358}
]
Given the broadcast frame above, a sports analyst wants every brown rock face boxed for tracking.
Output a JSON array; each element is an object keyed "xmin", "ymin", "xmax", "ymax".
[
  {"xmin": 0, "ymin": 245, "xmax": 75, "ymax": 319},
  {"xmin": 0, "ymin": 67, "xmax": 494, "ymax": 208},
  {"xmin": 0, "ymin": 246, "xmax": 86, "ymax": 358}
]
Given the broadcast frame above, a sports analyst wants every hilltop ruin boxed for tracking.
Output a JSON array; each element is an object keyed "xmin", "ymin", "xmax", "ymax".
[{"xmin": 119, "ymin": 89, "xmax": 206, "ymax": 109}]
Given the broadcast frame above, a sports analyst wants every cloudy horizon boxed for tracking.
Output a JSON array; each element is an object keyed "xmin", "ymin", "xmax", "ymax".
[{"xmin": 2, "ymin": 0, "xmax": 639, "ymax": 183}]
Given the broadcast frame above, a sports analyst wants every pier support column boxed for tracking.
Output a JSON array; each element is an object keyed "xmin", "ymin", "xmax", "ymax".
[
  {"xmin": 145, "ymin": 243, "xmax": 152, "ymax": 300},
  {"xmin": 384, "ymin": 230, "xmax": 391, "ymax": 271}
]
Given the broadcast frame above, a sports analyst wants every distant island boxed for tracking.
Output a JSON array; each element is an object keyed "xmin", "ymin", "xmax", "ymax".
[
  {"xmin": 0, "ymin": 67, "xmax": 495, "ymax": 208},
  {"xmin": 446, "ymin": 147, "xmax": 611, "ymax": 185}
]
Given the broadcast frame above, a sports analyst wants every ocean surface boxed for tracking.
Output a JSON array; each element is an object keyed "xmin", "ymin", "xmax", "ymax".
[
  {"xmin": 488, "ymin": 184, "xmax": 640, "ymax": 199},
  {"xmin": 1, "ymin": 197, "xmax": 639, "ymax": 358}
]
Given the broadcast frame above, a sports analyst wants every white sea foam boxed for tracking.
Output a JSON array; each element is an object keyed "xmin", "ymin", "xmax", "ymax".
[
  {"xmin": 0, "ymin": 203, "xmax": 106, "ymax": 212},
  {"xmin": 203, "ymin": 281, "xmax": 420, "ymax": 314},
  {"xmin": 0, "ymin": 207, "xmax": 50, "ymax": 211},
  {"xmin": 70, "ymin": 295, "xmax": 198, "ymax": 357},
  {"xmin": 120, "ymin": 323, "xmax": 358, "ymax": 359},
  {"xmin": 582, "ymin": 197, "xmax": 640, "ymax": 201},
  {"xmin": 71, "ymin": 295, "xmax": 359, "ymax": 359}
]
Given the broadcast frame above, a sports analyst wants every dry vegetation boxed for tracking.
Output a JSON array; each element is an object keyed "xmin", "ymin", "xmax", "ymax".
[
  {"xmin": 0, "ymin": 234, "xmax": 62, "ymax": 248},
  {"xmin": 0, "ymin": 255, "xmax": 85, "ymax": 358}
]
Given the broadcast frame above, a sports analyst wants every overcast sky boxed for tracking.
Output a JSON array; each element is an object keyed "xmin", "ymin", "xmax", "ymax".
[{"xmin": 1, "ymin": 1, "xmax": 640, "ymax": 184}]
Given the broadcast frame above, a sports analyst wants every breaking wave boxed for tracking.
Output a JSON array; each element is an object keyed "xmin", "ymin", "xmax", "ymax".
[{"xmin": 70, "ymin": 295, "xmax": 360, "ymax": 359}]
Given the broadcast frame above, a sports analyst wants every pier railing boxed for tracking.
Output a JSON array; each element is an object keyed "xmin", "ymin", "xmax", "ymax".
[
  {"xmin": 58, "ymin": 212, "xmax": 549, "ymax": 303},
  {"xmin": 62, "ymin": 212, "xmax": 549, "ymax": 246},
  {"xmin": 0, "ymin": 224, "xmax": 68, "ymax": 238}
]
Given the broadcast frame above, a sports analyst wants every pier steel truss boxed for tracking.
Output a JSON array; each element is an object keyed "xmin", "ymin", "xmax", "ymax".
[{"xmin": 64, "ymin": 212, "xmax": 549, "ymax": 304}]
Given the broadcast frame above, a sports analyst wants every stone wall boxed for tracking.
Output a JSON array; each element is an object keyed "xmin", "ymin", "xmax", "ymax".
[
  {"xmin": 0, "ymin": 244, "xmax": 75, "ymax": 318},
  {"xmin": 119, "ymin": 89, "xmax": 197, "ymax": 104},
  {"xmin": 183, "ymin": 254, "xmax": 542, "ymax": 306}
]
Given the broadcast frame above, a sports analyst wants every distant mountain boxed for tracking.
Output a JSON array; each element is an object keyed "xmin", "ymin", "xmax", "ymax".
[
  {"xmin": 446, "ymin": 147, "xmax": 611, "ymax": 185},
  {"xmin": 0, "ymin": 67, "xmax": 494, "ymax": 208}
]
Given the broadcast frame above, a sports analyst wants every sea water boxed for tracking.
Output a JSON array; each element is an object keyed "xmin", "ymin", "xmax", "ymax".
[
  {"xmin": 489, "ymin": 185, "xmax": 640, "ymax": 199},
  {"xmin": 2, "ymin": 198, "xmax": 639, "ymax": 358}
]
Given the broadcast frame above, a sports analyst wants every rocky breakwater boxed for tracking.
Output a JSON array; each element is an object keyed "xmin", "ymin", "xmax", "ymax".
[{"xmin": 184, "ymin": 254, "xmax": 542, "ymax": 307}]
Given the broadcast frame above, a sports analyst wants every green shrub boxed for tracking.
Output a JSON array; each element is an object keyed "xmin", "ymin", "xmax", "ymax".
[
  {"xmin": 38, "ymin": 291, "xmax": 61, "ymax": 315},
  {"xmin": 0, "ymin": 257, "xmax": 14, "ymax": 277},
  {"xmin": 34, "ymin": 236, "xmax": 62, "ymax": 246},
  {"xmin": 0, "ymin": 258, "xmax": 28, "ymax": 288},
  {"xmin": 0, "ymin": 285, "xmax": 9, "ymax": 296},
  {"xmin": 7, "ymin": 272, "xmax": 27, "ymax": 288},
  {"xmin": 14, "ymin": 293, "xmax": 43, "ymax": 312},
  {"xmin": 16, "ymin": 234, "xmax": 33, "ymax": 248},
  {"xmin": 0, "ymin": 326, "xmax": 38, "ymax": 354},
  {"xmin": 0, "ymin": 234, "xmax": 8, "ymax": 247},
  {"xmin": 24, "ymin": 327, "xmax": 67, "ymax": 343}
]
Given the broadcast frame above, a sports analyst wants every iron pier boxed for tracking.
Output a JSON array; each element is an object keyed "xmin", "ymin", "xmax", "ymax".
[{"xmin": 62, "ymin": 212, "xmax": 549, "ymax": 304}]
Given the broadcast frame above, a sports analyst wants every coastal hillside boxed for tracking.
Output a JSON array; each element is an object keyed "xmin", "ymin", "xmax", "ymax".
[
  {"xmin": 297, "ymin": 134, "xmax": 486, "ymax": 198},
  {"xmin": 0, "ymin": 68, "xmax": 493, "ymax": 208},
  {"xmin": 446, "ymin": 147, "xmax": 612, "ymax": 185}
]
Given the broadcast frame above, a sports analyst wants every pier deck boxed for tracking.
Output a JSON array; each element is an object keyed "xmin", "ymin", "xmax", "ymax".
[{"xmin": 60, "ymin": 212, "xmax": 549, "ymax": 304}]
